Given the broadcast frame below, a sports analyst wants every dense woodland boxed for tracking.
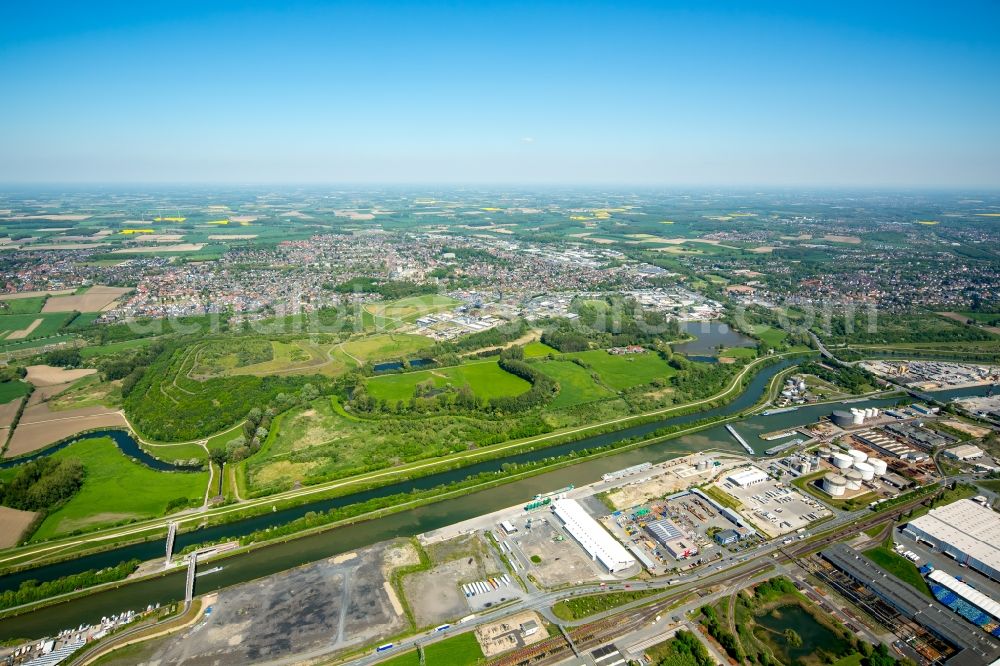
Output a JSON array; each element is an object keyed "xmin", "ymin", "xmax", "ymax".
[{"xmin": 0, "ymin": 458, "xmax": 84, "ymax": 512}]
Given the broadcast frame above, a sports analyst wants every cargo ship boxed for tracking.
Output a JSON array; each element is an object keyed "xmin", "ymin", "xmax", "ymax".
[{"xmin": 761, "ymin": 406, "xmax": 798, "ymax": 416}]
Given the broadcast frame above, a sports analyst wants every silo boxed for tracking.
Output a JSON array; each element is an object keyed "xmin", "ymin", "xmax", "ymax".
[
  {"xmin": 831, "ymin": 411, "xmax": 855, "ymax": 428},
  {"xmin": 844, "ymin": 470, "xmax": 863, "ymax": 490},
  {"xmin": 854, "ymin": 461, "xmax": 875, "ymax": 481},
  {"xmin": 848, "ymin": 449, "xmax": 868, "ymax": 464},
  {"xmin": 832, "ymin": 452, "xmax": 854, "ymax": 469},
  {"xmin": 869, "ymin": 458, "xmax": 888, "ymax": 476},
  {"xmin": 822, "ymin": 473, "xmax": 847, "ymax": 497},
  {"xmin": 796, "ymin": 460, "xmax": 812, "ymax": 475}
]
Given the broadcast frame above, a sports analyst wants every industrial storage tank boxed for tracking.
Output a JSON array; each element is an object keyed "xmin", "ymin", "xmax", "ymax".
[
  {"xmin": 831, "ymin": 452, "xmax": 854, "ymax": 469},
  {"xmin": 696, "ymin": 460, "xmax": 708, "ymax": 471},
  {"xmin": 831, "ymin": 410, "xmax": 855, "ymax": 428},
  {"xmin": 848, "ymin": 449, "xmax": 868, "ymax": 464},
  {"xmin": 844, "ymin": 470, "xmax": 863, "ymax": 490},
  {"xmin": 850, "ymin": 408, "xmax": 865, "ymax": 425},
  {"xmin": 822, "ymin": 473, "xmax": 847, "ymax": 497},
  {"xmin": 868, "ymin": 458, "xmax": 888, "ymax": 476},
  {"xmin": 865, "ymin": 408, "xmax": 877, "ymax": 419},
  {"xmin": 854, "ymin": 461, "xmax": 876, "ymax": 481},
  {"xmin": 818, "ymin": 446, "xmax": 832, "ymax": 456}
]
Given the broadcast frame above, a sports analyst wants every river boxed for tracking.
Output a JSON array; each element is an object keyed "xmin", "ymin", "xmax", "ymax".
[{"xmin": 0, "ymin": 363, "xmax": 992, "ymax": 640}]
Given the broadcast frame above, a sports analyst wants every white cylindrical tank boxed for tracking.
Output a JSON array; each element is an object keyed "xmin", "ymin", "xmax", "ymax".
[
  {"xmin": 845, "ymin": 470, "xmax": 863, "ymax": 490},
  {"xmin": 797, "ymin": 380, "xmax": 807, "ymax": 392},
  {"xmin": 832, "ymin": 453, "xmax": 854, "ymax": 469},
  {"xmin": 866, "ymin": 408, "xmax": 877, "ymax": 419},
  {"xmin": 850, "ymin": 409, "xmax": 864, "ymax": 425},
  {"xmin": 823, "ymin": 473, "xmax": 847, "ymax": 497},
  {"xmin": 869, "ymin": 458, "xmax": 888, "ymax": 476},
  {"xmin": 871, "ymin": 408, "xmax": 880, "ymax": 418},
  {"xmin": 848, "ymin": 449, "xmax": 868, "ymax": 464},
  {"xmin": 854, "ymin": 461, "xmax": 876, "ymax": 481}
]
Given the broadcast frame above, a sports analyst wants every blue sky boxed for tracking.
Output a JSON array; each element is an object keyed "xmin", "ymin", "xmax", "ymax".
[{"xmin": 1, "ymin": 1, "xmax": 998, "ymax": 186}]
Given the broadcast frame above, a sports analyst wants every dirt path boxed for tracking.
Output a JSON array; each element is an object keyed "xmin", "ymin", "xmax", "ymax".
[
  {"xmin": 459, "ymin": 329, "xmax": 541, "ymax": 357},
  {"xmin": 937, "ymin": 311, "xmax": 1000, "ymax": 335}
]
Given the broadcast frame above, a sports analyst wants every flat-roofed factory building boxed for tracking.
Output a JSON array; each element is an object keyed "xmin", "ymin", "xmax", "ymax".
[
  {"xmin": 552, "ymin": 499, "xmax": 636, "ymax": 574},
  {"xmin": 904, "ymin": 499, "xmax": 1000, "ymax": 583}
]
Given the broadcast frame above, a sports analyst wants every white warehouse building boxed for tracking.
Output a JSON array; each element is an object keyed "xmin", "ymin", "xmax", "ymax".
[
  {"xmin": 903, "ymin": 499, "xmax": 1000, "ymax": 583},
  {"xmin": 552, "ymin": 499, "xmax": 636, "ymax": 574},
  {"xmin": 726, "ymin": 467, "xmax": 770, "ymax": 488}
]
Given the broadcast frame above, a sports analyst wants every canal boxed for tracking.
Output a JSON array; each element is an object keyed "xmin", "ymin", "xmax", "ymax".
[{"xmin": 0, "ymin": 363, "xmax": 989, "ymax": 640}]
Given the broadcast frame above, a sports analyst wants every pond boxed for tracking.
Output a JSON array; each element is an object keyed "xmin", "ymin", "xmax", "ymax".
[
  {"xmin": 753, "ymin": 602, "xmax": 851, "ymax": 665},
  {"xmin": 372, "ymin": 358, "xmax": 435, "ymax": 373},
  {"xmin": 674, "ymin": 321, "xmax": 756, "ymax": 356}
]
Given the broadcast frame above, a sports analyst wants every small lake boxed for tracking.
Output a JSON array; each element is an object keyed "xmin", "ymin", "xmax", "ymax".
[
  {"xmin": 674, "ymin": 321, "xmax": 756, "ymax": 356},
  {"xmin": 372, "ymin": 358, "xmax": 435, "ymax": 373},
  {"xmin": 0, "ymin": 429, "xmax": 202, "ymax": 473},
  {"xmin": 754, "ymin": 602, "xmax": 851, "ymax": 665}
]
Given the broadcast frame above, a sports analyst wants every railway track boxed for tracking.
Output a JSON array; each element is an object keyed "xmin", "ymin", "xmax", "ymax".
[{"xmin": 485, "ymin": 494, "xmax": 929, "ymax": 666}]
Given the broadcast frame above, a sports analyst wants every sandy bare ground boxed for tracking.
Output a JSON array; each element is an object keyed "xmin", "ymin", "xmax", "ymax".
[
  {"xmin": 25, "ymin": 365, "xmax": 97, "ymax": 387},
  {"xmin": 208, "ymin": 234, "xmax": 257, "ymax": 240},
  {"xmin": 42, "ymin": 286, "xmax": 132, "ymax": 313},
  {"xmin": 941, "ymin": 419, "xmax": 991, "ymax": 438},
  {"xmin": 6, "ymin": 318, "xmax": 43, "ymax": 340},
  {"xmin": 0, "ymin": 396, "xmax": 24, "ymax": 430},
  {"xmin": 0, "ymin": 507, "xmax": 38, "ymax": 548},
  {"xmin": 5, "ymin": 404, "xmax": 126, "ymax": 458},
  {"xmin": 0, "ymin": 289, "xmax": 76, "ymax": 300},
  {"xmin": 112, "ymin": 243, "xmax": 204, "ymax": 254},
  {"xmin": 604, "ymin": 453, "xmax": 744, "ymax": 510},
  {"xmin": 749, "ymin": 246, "xmax": 775, "ymax": 253}
]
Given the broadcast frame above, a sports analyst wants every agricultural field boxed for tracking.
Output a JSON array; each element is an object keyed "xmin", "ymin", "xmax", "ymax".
[
  {"xmin": 0, "ymin": 379, "xmax": 31, "ymax": 403},
  {"xmin": 0, "ymin": 296, "xmax": 46, "ymax": 314},
  {"xmin": 29, "ymin": 436, "xmax": 208, "ymax": 540},
  {"xmin": 563, "ymin": 349, "xmax": 676, "ymax": 390},
  {"xmin": 40, "ymin": 286, "xmax": 131, "ymax": 312},
  {"xmin": 365, "ymin": 360, "xmax": 531, "ymax": 402},
  {"xmin": 0, "ymin": 312, "xmax": 75, "ymax": 342},
  {"xmin": 529, "ymin": 358, "xmax": 615, "ymax": 408}
]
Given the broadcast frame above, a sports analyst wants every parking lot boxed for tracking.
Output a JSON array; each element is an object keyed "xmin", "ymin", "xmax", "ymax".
[
  {"xmin": 496, "ymin": 512, "xmax": 613, "ymax": 586},
  {"xmin": 716, "ymin": 476, "xmax": 830, "ymax": 537}
]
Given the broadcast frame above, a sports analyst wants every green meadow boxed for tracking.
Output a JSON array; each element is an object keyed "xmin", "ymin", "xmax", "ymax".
[
  {"xmin": 30, "ymin": 437, "xmax": 208, "ymax": 540},
  {"xmin": 365, "ymin": 359, "xmax": 530, "ymax": 402},
  {"xmin": 530, "ymin": 358, "xmax": 615, "ymax": 407},
  {"xmin": 564, "ymin": 349, "xmax": 676, "ymax": 390}
]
